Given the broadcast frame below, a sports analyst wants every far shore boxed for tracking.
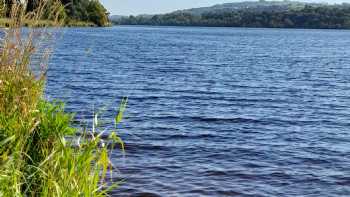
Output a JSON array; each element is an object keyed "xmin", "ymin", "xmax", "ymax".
[{"xmin": 113, "ymin": 24, "xmax": 350, "ymax": 31}]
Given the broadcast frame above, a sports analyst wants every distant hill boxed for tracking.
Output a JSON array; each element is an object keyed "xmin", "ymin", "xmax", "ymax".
[
  {"xmin": 111, "ymin": 1, "xmax": 327, "ymax": 19},
  {"xmin": 173, "ymin": 0, "xmax": 316, "ymax": 15},
  {"xmin": 109, "ymin": 15, "xmax": 126, "ymax": 21},
  {"xmin": 111, "ymin": 1, "xmax": 350, "ymax": 29}
]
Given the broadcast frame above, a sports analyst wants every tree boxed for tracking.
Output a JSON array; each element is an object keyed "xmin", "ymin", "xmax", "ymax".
[
  {"xmin": 2, "ymin": 0, "xmax": 110, "ymax": 26},
  {"xmin": 86, "ymin": 0, "xmax": 108, "ymax": 26},
  {"xmin": 26, "ymin": 0, "xmax": 38, "ymax": 12},
  {"xmin": 114, "ymin": 5, "xmax": 350, "ymax": 29}
]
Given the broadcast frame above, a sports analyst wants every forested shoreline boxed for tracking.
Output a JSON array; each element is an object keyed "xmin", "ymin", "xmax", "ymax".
[
  {"xmin": 3, "ymin": 0, "xmax": 109, "ymax": 26},
  {"xmin": 114, "ymin": 5, "xmax": 350, "ymax": 29}
]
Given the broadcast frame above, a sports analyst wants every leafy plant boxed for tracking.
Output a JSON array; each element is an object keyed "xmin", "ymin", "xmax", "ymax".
[{"xmin": 0, "ymin": 1, "xmax": 124, "ymax": 196}]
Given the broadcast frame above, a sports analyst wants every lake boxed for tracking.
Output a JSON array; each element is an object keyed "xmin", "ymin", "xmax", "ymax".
[{"xmin": 46, "ymin": 26, "xmax": 350, "ymax": 197}]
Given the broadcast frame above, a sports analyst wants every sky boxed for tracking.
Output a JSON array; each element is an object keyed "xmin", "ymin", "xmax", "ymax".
[{"xmin": 100, "ymin": 0, "xmax": 349, "ymax": 16}]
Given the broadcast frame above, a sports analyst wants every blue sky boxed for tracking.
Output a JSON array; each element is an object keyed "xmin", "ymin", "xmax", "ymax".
[{"xmin": 100, "ymin": 0, "xmax": 348, "ymax": 15}]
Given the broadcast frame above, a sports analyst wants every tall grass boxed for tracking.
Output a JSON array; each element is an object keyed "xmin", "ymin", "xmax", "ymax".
[{"xmin": 0, "ymin": 1, "xmax": 124, "ymax": 196}]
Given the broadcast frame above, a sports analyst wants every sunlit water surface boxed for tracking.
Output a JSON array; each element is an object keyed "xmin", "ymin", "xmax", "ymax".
[{"xmin": 46, "ymin": 26, "xmax": 350, "ymax": 197}]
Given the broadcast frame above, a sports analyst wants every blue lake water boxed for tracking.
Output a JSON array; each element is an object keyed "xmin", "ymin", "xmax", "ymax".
[{"xmin": 46, "ymin": 26, "xmax": 350, "ymax": 197}]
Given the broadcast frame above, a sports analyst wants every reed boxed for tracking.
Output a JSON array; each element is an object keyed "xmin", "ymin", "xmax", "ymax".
[{"xmin": 0, "ymin": 1, "xmax": 123, "ymax": 196}]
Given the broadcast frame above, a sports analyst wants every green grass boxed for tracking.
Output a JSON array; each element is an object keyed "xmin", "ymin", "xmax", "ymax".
[
  {"xmin": 0, "ymin": 1, "xmax": 124, "ymax": 196},
  {"xmin": 65, "ymin": 19, "xmax": 97, "ymax": 27},
  {"xmin": 0, "ymin": 100, "xmax": 123, "ymax": 196},
  {"xmin": 0, "ymin": 18, "xmax": 99, "ymax": 27}
]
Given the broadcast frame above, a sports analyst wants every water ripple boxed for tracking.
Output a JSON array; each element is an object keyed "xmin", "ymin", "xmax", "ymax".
[{"xmin": 46, "ymin": 26, "xmax": 350, "ymax": 197}]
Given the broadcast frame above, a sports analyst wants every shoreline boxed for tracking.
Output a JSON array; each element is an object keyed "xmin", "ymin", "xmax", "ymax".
[
  {"xmin": 113, "ymin": 24, "xmax": 350, "ymax": 31},
  {"xmin": 0, "ymin": 18, "xmax": 112, "ymax": 27}
]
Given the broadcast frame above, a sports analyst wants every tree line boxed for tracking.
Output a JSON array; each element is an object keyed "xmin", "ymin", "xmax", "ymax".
[
  {"xmin": 114, "ymin": 5, "xmax": 350, "ymax": 29},
  {"xmin": 2, "ymin": 0, "xmax": 109, "ymax": 26}
]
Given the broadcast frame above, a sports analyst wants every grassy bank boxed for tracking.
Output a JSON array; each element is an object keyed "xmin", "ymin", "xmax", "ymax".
[
  {"xmin": 0, "ymin": 1, "xmax": 122, "ymax": 196},
  {"xmin": 0, "ymin": 18, "xmax": 99, "ymax": 27}
]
